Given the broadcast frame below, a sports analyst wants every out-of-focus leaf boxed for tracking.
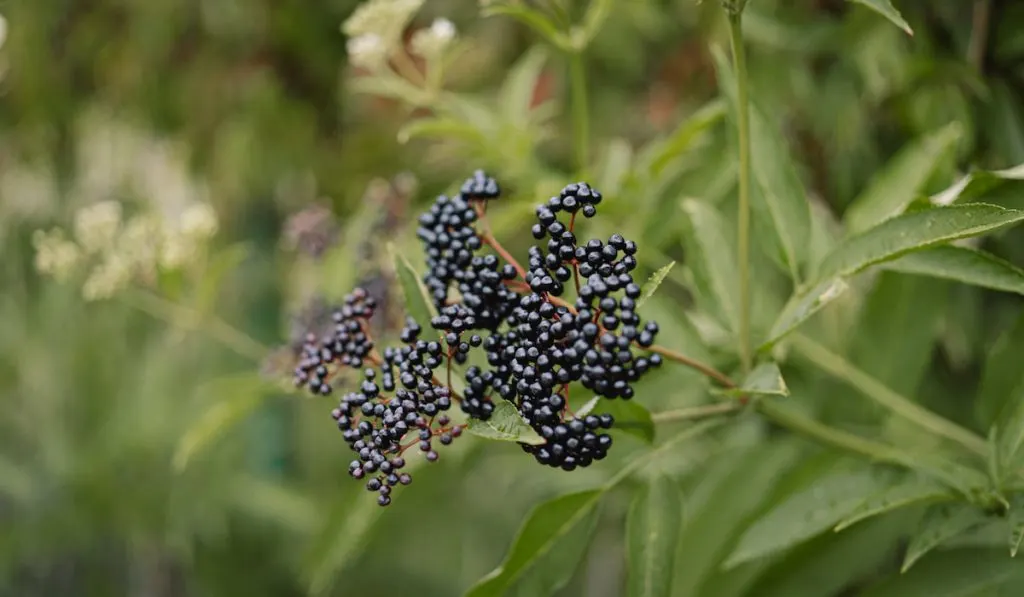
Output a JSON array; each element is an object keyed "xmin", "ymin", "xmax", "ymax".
[
  {"xmin": 636, "ymin": 261, "xmax": 675, "ymax": 309},
  {"xmin": 482, "ymin": 4, "xmax": 572, "ymax": 51},
  {"xmin": 847, "ymin": 0, "xmax": 913, "ymax": 35},
  {"xmin": 713, "ymin": 46, "xmax": 810, "ymax": 282},
  {"xmin": 350, "ymin": 77, "xmax": 430, "ymax": 103},
  {"xmin": 724, "ymin": 467, "xmax": 887, "ymax": 568},
  {"xmin": 1008, "ymin": 495, "xmax": 1024, "ymax": 557},
  {"xmin": 173, "ymin": 373, "xmax": 274, "ymax": 472},
  {"xmin": 674, "ymin": 440, "xmax": 805, "ymax": 597},
  {"xmin": 882, "ymin": 246, "xmax": 1024, "ymax": 296},
  {"xmin": 501, "ymin": 46, "xmax": 548, "ymax": 128},
  {"xmin": 465, "ymin": 399, "xmax": 545, "ymax": 445},
  {"xmin": 626, "ymin": 477, "xmax": 683, "ymax": 597},
  {"xmin": 464, "ymin": 490, "xmax": 601, "ymax": 597},
  {"xmin": 680, "ymin": 199, "xmax": 740, "ymax": 334},
  {"xmin": 932, "ymin": 164, "xmax": 1024, "ymax": 207},
  {"xmin": 197, "ymin": 243, "xmax": 250, "ymax": 314},
  {"xmin": 599, "ymin": 398, "xmax": 655, "ymax": 444},
  {"xmin": 390, "ymin": 243, "xmax": 438, "ymax": 332},
  {"xmin": 719, "ymin": 362, "xmax": 788, "ymax": 398},
  {"xmin": 862, "ymin": 548, "xmax": 1024, "ymax": 596},
  {"xmin": 398, "ymin": 117, "xmax": 485, "ymax": 146},
  {"xmin": 844, "ymin": 124, "xmax": 961, "ymax": 234},
  {"xmin": 0, "ymin": 456, "xmax": 34, "ymax": 504},
  {"xmin": 834, "ymin": 478, "xmax": 954, "ymax": 531},
  {"xmin": 575, "ymin": 0, "xmax": 613, "ymax": 49},
  {"xmin": 995, "ymin": 384, "xmax": 1024, "ymax": 468},
  {"xmin": 762, "ymin": 278, "xmax": 848, "ymax": 349},
  {"xmin": 817, "ymin": 204, "xmax": 1024, "ymax": 282},
  {"xmin": 976, "ymin": 312, "xmax": 1024, "ymax": 428},
  {"xmin": 643, "ymin": 100, "xmax": 726, "ymax": 179},
  {"xmin": 901, "ymin": 502, "xmax": 989, "ymax": 572}
]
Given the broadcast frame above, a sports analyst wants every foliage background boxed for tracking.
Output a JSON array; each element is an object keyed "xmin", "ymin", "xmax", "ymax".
[{"xmin": 3, "ymin": 0, "xmax": 1024, "ymax": 596}]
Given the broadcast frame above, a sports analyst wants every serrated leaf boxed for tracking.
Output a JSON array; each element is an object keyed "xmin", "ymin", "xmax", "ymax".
[
  {"xmin": 848, "ymin": 0, "xmax": 913, "ymax": 35},
  {"xmin": 817, "ymin": 204, "xmax": 1024, "ymax": 282},
  {"xmin": 724, "ymin": 468, "xmax": 887, "ymax": 568},
  {"xmin": 845, "ymin": 125, "xmax": 961, "ymax": 234},
  {"xmin": 761, "ymin": 278, "xmax": 849, "ymax": 349},
  {"xmin": 1008, "ymin": 495, "xmax": 1024, "ymax": 557},
  {"xmin": 464, "ymin": 490, "xmax": 601, "ymax": 597},
  {"xmin": 636, "ymin": 261, "xmax": 675, "ymax": 309},
  {"xmin": 501, "ymin": 46, "xmax": 548, "ymax": 128},
  {"xmin": 466, "ymin": 399, "xmax": 545, "ymax": 445},
  {"xmin": 601, "ymin": 399, "xmax": 655, "ymax": 444},
  {"xmin": 389, "ymin": 243, "xmax": 438, "ymax": 332},
  {"xmin": 713, "ymin": 47, "xmax": 810, "ymax": 282},
  {"xmin": 173, "ymin": 373, "xmax": 273, "ymax": 472},
  {"xmin": 902, "ymin": 503, "xmax": 989, "ymax": 572},
  {"xmin": 627, "ymin": 477, "xmax": 683, "ymax": 597},
  {"xmin": 862, "ymin": 548, "xmax": 1024, "ymax": 597},
  {"xmin": 834, "ymin": 478, "xmax": 954, "ymax": 531},
  {"xmin": 482, "ymin": 5, "xmax": 572, "ymax": 51},
  {"xmin": 397, "ymin": 117, "xmax": 485, "ymax": 145},
  {"xmin": 719, "ymin": 362, "xmax": 788, "ymax": 398},
  {"xmin": 680, "ymin": 199, "xmax": 740, "ymax": 334},
  {"xmin": 882, "ymin": 246, "xmax": 1024, "ymax": 296}
]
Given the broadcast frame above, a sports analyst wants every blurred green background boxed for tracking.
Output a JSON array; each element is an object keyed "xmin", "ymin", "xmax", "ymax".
[{"xmin": 3, "ymin": 1, "xmax": 1024, "ymax": 596}]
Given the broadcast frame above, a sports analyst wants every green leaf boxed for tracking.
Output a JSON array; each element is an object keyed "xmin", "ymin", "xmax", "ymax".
[
  {"xmin": 575, "ymin": 395, "xmax": 601, "ymax": 418},
  {"xmin": 976, "ymin": 312, "xmax": 1024, "ymax": 428},
  {"xmin": 995, "ymin": 384, "xmax": 1024, "ymax": 467},
  {"xmin": 834, "ymin": 478, "xmax": 955, "ymax": 531},
  {"xmin": 761, "ymin": 278, "xmax": 849, "ymax": 349},
  {"xmin": 882, "ymin": 246, "xmax": 1024, "ymax": 296},
  {"xmin": 719, "ymin": 362, "xmax": 788, "ymax": 398},
  {"xmin": 713, "ymin": 47, "xmax": 810, "ymax": 281},
  {"xmin": 389, "ymin": 243, "xmax": 438, "ymax": 332},
  {"xmin": 173, "ymin": 373, "xmax": 273, "ymax": 472},
  {"xmin": 932, "ymin": 163, "xmax": 1024, "ymax": 206},
  {"xmin": 861, "ymin": 548, "xmax": 1024, "ymax": 597},
  {"xmin": 601, "ymin": 398, "xmax": 655, "ymax": 444},
  {"xmin": 397, "ymin": 117, "xmax": 486, "ymax": 145},
  {"xmin": 482, "ymin": 4, "xmax": 572, "ymax": 51},
  {"xmin": 844, "ymin": 125, "xmax": 961, "ymax": 234},
  {"xmin": 847, "ymin": 0, "xmax": 913, "ymax": 35},
  {"xmin": 902, "ymin": 503, "xmax": 989, "ymax": 572},
  {"xmin": 627, "ymin": 477, "xmax": 684, "ymax": 597},
  {"xmin": 636, "ymin": 261, "xmax": 675, "ymax": 309},
  {"xmin": 197, "ymin": 243, "xmax": 250, "ymax": 315},
  {"xmin": 724, "ymin": 468, "xmax": 888, "ymax": 568},
  {"xmin": 1008, "ymin": 495, "xmax": 1024, "ymax": 557},
  {"xmin": 466, "ymin": 399, "xmax": 545, "ymax": 445},
  {"xmin": 817, "ymin": 204, "xmax": 1024, "ymax": 282},
  {"xmin": 464, "ymin": 490, "xmax": 602, "ymax": 597},
  {"xmin": 574, "ymin": 0, "xmax": 614, "ymax": 49},
  {"xmin": 644, "ymin": 100, "xmax": 727, "ymax": 179},
  {"xmin": 501, "ymin": 46, "xmax": 548, "ymax": 128},
  {"xmin": 680, "ymin": 199, "xmax": 740, "ymax": 334}
]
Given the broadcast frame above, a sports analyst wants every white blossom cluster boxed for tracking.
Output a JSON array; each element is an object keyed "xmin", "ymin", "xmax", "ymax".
[
  {"xmin": 342, "ymin": 0, "xmax": 456, "ymax": 70},
  {"xmin": 33, "ymin": 200, "xmax": 219, "ymax": 301}
]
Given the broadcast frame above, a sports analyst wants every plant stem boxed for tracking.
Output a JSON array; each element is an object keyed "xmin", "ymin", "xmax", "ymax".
[
  {"xmin": 569, "ymin": 51, "xmax": 589, "ymax": 177},
  {"xmin": 727, "ymin": 10, "xmax": 752, "ymax": 374},
  {"xmin": 644, "ymin": 344, "xmax": 736, "ymax": 389},
  {"xmin": 652, "ymin": 402, "xmax": 743, "ymax": 424},
  {"xmin": 790, "ymin": 333, "xmax": 988, "ymax": 458}
]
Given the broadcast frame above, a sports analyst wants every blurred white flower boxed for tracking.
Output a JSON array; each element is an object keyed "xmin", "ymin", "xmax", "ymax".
[
  {"xmin": 73, "ymin": 200, "xmax": 123, "ymax": 254},
  {"xmin": 411, "ymin": 18, "xmax": 456, "ymax": 58},
  {"xmin": 347, "ymin": 33, "xmax": 388, "ymax": 70},
  {"xmin": 119, "ymin": 214, "xmax": 163, "ymax": 278},
  {"xmin": 159, "ymin": 231, "xmax": 192, "ymax": 270},
  {"xmin": 0, "ymin": 14, "xmax": 7, "ymax": 51},
  {"xmin": 179, "ymin": 202, "xmax": 219, "ymax": 240},
  {"xmin": 82, "ymin": 255, "xmax": 132, "ymax": 301},
  {"xmin": 32, "ymin": 229, "xmax": 80, "ymax": 282}
]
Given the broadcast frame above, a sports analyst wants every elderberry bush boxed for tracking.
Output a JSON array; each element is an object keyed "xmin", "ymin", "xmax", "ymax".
[{"xmin": 297, "ymin": 171, "xmax": 663, "ymax": 504}]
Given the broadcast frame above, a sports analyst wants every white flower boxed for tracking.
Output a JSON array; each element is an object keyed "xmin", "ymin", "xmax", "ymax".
[
  {"xmin": 179, "ymin": 203, "xmax": 219, "ymax": 240},
  {"xmin": 119, "ymin": 214, "xmax": 163, "ymax": 278},
  {"xmin": 0, "ymin": 14, "xmax": 7, "ymax": 51},
  {"xmin": 159, "ymin": 230, "xmax": 193, "ymax": 270},
  {"xmin": 73, "ymin": 200, "xmax": 123, "ymax": 255},
  {"xmin": 411, "ymin": 18, "xmax": 456, "ymax": 58},
  {"xmin": 32, "ymin": 228, "xmax": 81, "ymax": 282},
  {"xmin": 82, "ymin": 255, "xmax": 132, "ymax": 301},
  {"xmin": 347, "ymin": 33, "xmax": 388, "ymax": 70}
]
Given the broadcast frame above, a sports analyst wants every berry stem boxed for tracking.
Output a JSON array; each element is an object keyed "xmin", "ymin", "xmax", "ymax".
[
  {"xmin": 481, "ymin": 232, "xmax": 527, "ymax": 280},
  {"xmin": 651, "ymin": 402, "xmax": 742, "ymax": 424},
  {"xmin": 643, "ymin": 344, "xmax": 736, "ymax": 389},
  {"xmin": 727, "ymin": 9, "xmax": 753, "ymax": 375}
]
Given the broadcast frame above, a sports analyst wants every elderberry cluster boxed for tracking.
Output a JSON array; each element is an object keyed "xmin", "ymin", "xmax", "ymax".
[
  {"xmin": 418, "ymin": 171, "xmax": 518, "ymax": 331},
  {"xmin": 293, "ymin": 288, "xmax": 377, "ymax": 395}
]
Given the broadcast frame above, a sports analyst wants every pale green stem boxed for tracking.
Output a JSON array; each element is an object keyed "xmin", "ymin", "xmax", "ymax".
[
  {"xmin": 652, "ymin": 402, "xmax": 743, "ymax": 424},
  {"xmin": 790, "ymin": 333, "xmax": 988, "ymax": 458},
  {"xmin": 121, "ymin": 288, "xmax": 269, "ymax": 363},
  {"xmin": 727, "ymin": 11, "xmax": 752, "ymax": 373},
  {"xmin": 569, "ymin": 51, "xmax": 589, "ymax": 177}
]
